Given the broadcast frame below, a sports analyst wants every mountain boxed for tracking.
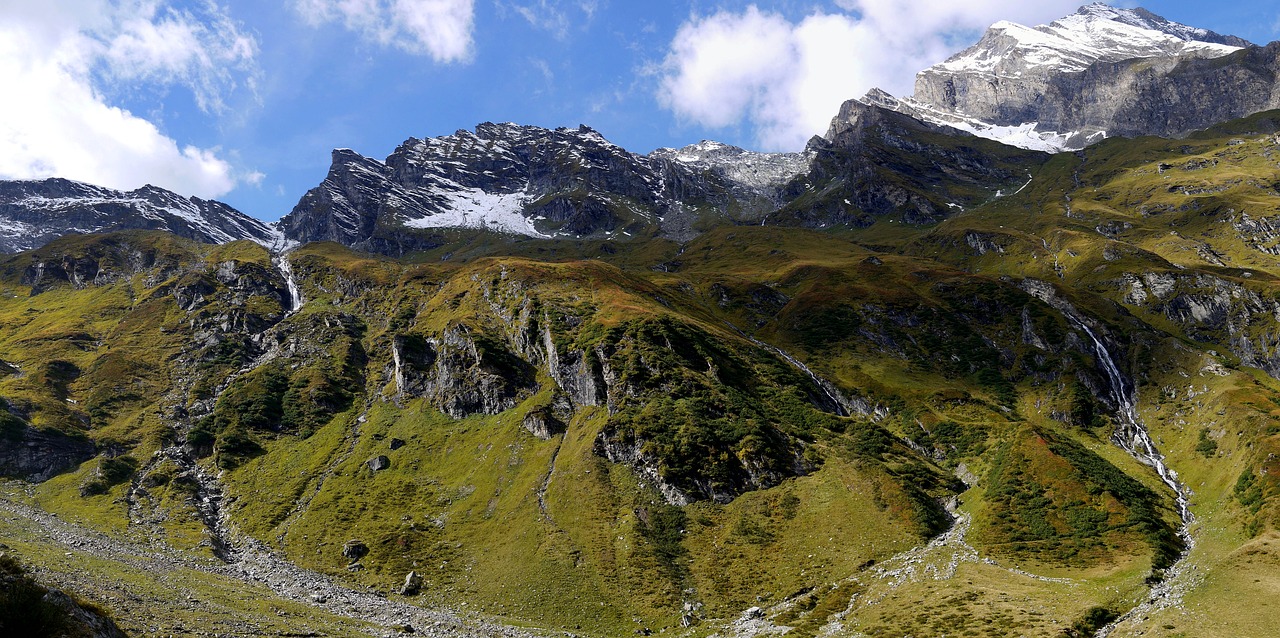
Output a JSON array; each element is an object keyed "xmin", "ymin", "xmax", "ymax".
[
  {"xmin": 648, "ymin": 140, "xmax": 812, "ymax": 201},
  {"xmin": 273, "ymin": 112, "xmax": 1060, "ymax": 253},
  {"xmin": 870, "ymin": 3, "xmax": 1271, "ymax": 151},
  {"xmin": 0, "ymin": 178, "xmax": 281, "ymax": 253},
  {"xmin": 4, "ymin": 109, "xmax": 1280, "ymax": 637},
  {"xmin": 5, "ymin": 5, "xmax": 1280, "ymax": 638},
  {"xmin": 275, "ymin": 123, "xmax": 809, "ymax": 253}
]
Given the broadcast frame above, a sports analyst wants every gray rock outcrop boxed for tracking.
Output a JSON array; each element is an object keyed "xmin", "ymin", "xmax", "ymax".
[
  {"xmin": 342, "ymin": 540, "xmax": 368, "ymax": 562},
  {"xmin": 398, "ymin": 571, "xmax": 423, "ymax": 596},
  {"xmin": 0, "ymin": 426, "xmax": 94, "ymax": 482}
]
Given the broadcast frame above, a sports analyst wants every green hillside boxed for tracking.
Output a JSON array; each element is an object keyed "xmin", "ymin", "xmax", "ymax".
[{"xmin": 5, "ymin": 114, "xmax": 1280, "ymax": 637}]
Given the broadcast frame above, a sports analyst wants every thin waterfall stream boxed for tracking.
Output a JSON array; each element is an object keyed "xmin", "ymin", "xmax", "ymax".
[
  {"xmin": 746, "ymin": 335, "xmax": 856, "ymax": 417},
  {"xmin": 274, "ymin": 251, "xmax": 303, "ymax": 315},
  {"xmin": 1072, "ymin": 320, "xmax": 1195, "ymax": 636}
]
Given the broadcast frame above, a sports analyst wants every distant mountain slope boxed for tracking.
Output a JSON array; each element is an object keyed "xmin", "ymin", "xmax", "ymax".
[
  {"xmin": 648, "ymin": 140, "xmax": 812, "ymax": 199},
  {"xmin": 0, "ymin": 179, "xmax": 280, "ymax": 253},
  {"xmin": 869, "ymin": 3, "xmax": 1266, "ymax": 151},
  {"xmin": 769, "ymin": 100, "xmax": 1050, "ymax": 227}
]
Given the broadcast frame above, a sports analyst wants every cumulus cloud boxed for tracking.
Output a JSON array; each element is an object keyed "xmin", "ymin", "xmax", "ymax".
[
  {"xmin": 0, "ymin": 0, "xmax": 259, "ymax": 198},
  {"xmin": 658, "ymin": 1, "xmax": 1081, "ymax": 150},
  {"xmin": 295, "ymin": 0, "xmax": 475, "ymax": 62}
]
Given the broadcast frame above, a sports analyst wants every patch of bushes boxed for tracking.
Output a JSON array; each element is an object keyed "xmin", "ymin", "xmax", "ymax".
[
  {"xmin": 1066, "ymin": 606, "xmax": 1118, "ymax": 637},
  {"xmin": 984, "ymin": 430, "xmax": 1183, "ymax": 570},
  {"xmin": 1046, "ymin": 433, "xmax": 1183, "ymax": 570},
  {"xmin": 637, "ymin": 504, "xmax": 689, "ymax": 582},
  {"xmin": 791, "ymin": 303, "xmax": 862, "ymax": 350},
  {"xmin": 79, "ymin": 455, "xmax": 139, "ymax": 496},
  {"xmin": 1070, "ymin": 380, "xmax": 1104, "ymax": 429},
  {"xmin": 199, "ymin": 355, "xmax": 358, "ymax": 469},
  {"xmin": 597, "ymin": 317, "xmax": 822, "ymax": 502},
  {"xmin": 1235, "ymin": 469, "xmax": 1266, "ymax": 537},
  {"xmin": 1194, "ymin": 428, "xmax": 1218, "ymax": 457},
  {"xmin": 915, "ymin": 420, "xmax": 988, "ymax": 458},
  {"xmin": 0, "ymin": 399, "xmax": 25, "ymax": 441}
]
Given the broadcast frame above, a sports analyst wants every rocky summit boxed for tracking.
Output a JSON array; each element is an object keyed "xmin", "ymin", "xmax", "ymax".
[{"xmin": 3, "ymin": 4, "xmax": 1280, "ymax": 638}]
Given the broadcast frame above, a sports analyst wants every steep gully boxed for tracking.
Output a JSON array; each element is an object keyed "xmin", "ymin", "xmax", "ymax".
[{"xmin": 1073, "ymin": 321, "xmax": 1196, "ymax": 637}]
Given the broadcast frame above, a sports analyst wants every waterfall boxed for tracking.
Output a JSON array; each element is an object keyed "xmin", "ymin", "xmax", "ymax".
[
  {"xmin": 1072, "ymin": 320, "xmax": 1194, "ymax": 636},
  {"xmin": 275, "ymin": 252, "xmax": 303, "ymax": 315},
  {"xmin": 748, "ymin": 336, "xmax": 856, "ymax": 417},
  {"xmin": 1076, "ymin": 322, "xmax": 1192, "ymax": 525}
]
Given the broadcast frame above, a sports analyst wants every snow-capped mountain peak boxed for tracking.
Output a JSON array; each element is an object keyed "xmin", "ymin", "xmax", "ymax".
[
  {"xmin": 880, "ymin": 3, "xmax": 1256, "ymax": 153},
  {"xmin": 274, "ymin": 122, "xmax": 803, "ymax": 251},
  {"xmin": 937, "ymin": 4, "xmax": 1246, "ymax": 76}
]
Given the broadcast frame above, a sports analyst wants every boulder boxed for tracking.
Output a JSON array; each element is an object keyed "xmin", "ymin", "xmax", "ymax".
[
  {"xmin": 342, "ymin": 539, "xmax": 368, "ymax": 562},
  {"xmin": 399, "ymin": 570, "xmax": 423, "ymax": 596}
]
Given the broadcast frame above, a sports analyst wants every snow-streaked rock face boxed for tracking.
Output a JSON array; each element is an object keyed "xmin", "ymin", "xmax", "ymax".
[
  {"xmin": 648, "ymin": 140, "xmax": 812, "ymax": 196},
  {"xmin": 0, "ymin": 179, "xmax": 280, "ymax": 253},
  {"xmin": 883, "ymin": 3, "xmax": 1257, "ymax": 152},
  {"xmin": 277, "ymin": 123, "xmax": 802, "ymax": 252}
]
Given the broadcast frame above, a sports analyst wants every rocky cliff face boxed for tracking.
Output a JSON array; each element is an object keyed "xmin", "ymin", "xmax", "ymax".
[
  {"xmin": 0, "ymin": 426, "xmax": 95, "ymax": 482},
  {"xmin": 879, "ymin": 4, "xmax": 1266, "ymax": 151},
  {"xmin": 648, "ymin": 140, "xmax": 811, "ymax": 218},
  {"xmin": 0, "ymin": 179, "xmax": 281, "ymax": 253}
]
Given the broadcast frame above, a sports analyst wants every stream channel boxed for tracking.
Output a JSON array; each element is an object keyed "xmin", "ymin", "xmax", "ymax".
[{"xmin": 1073, "ymin": 321, "xmax": 1195, "ymax": 637}]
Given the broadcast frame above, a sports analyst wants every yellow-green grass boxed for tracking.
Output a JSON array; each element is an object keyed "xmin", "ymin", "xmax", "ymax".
[{"xmin": 1, "ymin": 484, "xmax": 382, "ymax": 637}]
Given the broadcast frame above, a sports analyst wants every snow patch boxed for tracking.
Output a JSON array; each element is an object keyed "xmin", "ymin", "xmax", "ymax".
[{"xmin": 402, "ymin": 186, "xmax": 549, "ymax": 238}]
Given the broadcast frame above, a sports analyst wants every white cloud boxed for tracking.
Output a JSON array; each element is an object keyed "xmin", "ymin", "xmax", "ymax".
[
  {"xmin": 296, "ymin": 0, "xmax": 475, "ymax": 62},
  {"xmin": 0, "ymin": 0, "xmax": 259, "ymax": 198},
  {"xmin": 103, "ymin": 2, "xmax": 258, "ymax": 112},
  {"xmin": 506, "ymin": 0, "xmax": 597, "ymax": 40},
  {"xmin": 658, "ymin": 1, "xmax": 1081, "ymax": 151}
]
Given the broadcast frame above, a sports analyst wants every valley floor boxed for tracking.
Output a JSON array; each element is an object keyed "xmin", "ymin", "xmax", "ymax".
[{"xmin": 0, "ymin": 482, "xmax": 540, "ymax": 638}]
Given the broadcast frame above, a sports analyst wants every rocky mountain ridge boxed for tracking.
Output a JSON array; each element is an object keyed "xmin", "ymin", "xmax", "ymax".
[
  {"xmin": 6, "ymin": 6, "xmax": 1280, "ymax": 257},
  {"xmin": 0, "ymin": 178, "xmax": 280, "ymax": 253},
  {"xmin": 274, "ymin": 123, "xmax": 808, "ymax": 253}
]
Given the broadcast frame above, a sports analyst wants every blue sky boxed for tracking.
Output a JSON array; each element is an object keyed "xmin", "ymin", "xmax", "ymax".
[{"xmin": 2, "ymin": 1, "xmax": 1278, "ymax": 221}]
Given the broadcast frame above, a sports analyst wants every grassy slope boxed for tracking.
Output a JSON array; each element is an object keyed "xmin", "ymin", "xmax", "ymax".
[
  {"xmin": 882, "ymin": 116, "xmax": 1280, "ymax": 636},
  {"xmin": 0, "ymin": 227, "xmax": 1205, "ymax": 637}
]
